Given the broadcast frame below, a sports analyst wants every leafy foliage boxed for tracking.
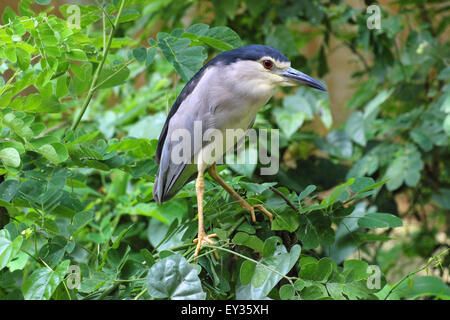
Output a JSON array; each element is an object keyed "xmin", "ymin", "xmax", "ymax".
[{"xmin": 0, "ymin": 0, "xmax": 448, "ymax": 300}]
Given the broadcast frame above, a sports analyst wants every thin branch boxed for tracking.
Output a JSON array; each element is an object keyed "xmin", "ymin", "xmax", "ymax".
[
  {"xmin": 70, "ymin": 0, "xmax": 126, "ymax": 132},
  {"xmin": 384, "ymin": 248, "xmax": 449, "ymax": 300},
  {"xmin": 269, "ymin": 186, "xmax": 298, "ymax": 212}
]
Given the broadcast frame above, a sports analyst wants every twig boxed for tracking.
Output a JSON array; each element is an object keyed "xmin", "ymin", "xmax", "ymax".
[
  {"xmin": 36, "ymin": 122, "xmax": 69, "ymax": 139},
  {"xmin": 269, "ymin": 186, "xmax": 298, "ymax": 212},
  {"xmin": 384, "ymin": 248, "xmax": 449, "ymax": 300},
  {"xmin": 70, "ymin": 0, "xmax": 126, "ymax": 132}
]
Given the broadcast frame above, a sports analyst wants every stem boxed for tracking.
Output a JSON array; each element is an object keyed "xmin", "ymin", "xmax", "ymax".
[
  {"xmin": 134, "ymin": 288, "xmax": 148, "ymax": 300},
  {"xmin": 70, "ymin": 0, "xmax": 126, "ymax": 132},
  {"xmin": 384, "ymin": 248, "xmax": 449, "ymax": 300}
]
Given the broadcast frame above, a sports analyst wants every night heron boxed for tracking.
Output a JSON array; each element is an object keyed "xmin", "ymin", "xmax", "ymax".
[{"xmin": 153, "ymin": 44, "xmax": 326, "ymax": 256}]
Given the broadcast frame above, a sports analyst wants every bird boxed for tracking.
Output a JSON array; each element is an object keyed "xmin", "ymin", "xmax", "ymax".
[{"xmin": 153, "ymin": 44, "xmax": 326, "ymax": 257}]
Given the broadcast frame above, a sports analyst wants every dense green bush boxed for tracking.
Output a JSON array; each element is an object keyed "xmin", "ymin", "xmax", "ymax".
[{"xmin": 0, "ymin": 0, "xmax": 448, "ymax": 300}]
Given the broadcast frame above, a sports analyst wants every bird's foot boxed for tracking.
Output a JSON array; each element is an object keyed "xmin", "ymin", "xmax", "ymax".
[
  {"xmin": 193, "ymin": 232, "xmax": 218, "ymax": 258},
  {"xmin": 240, "ymin": 202, "xmax": 274, "ymax": 223}
]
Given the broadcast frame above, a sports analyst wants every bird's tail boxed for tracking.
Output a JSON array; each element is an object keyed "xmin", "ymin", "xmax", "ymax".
[{"xmin": 152, "ymin": 145, "xmax": 197, "ymax": 203}]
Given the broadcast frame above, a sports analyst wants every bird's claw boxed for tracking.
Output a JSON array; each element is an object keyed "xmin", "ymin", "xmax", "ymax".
[{"xmin": 193, "ymin": 233, "xmax": 218, "ymax": 258}]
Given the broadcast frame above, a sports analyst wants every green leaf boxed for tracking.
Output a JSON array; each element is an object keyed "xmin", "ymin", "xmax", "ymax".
[
  {"xmin": 297, "ymin": 211, "xmax": 335, "ymax": 249},
  {"xmin": 66, "ymin": 49, "xmax": 88, "ymax": 61},
  {"xmin": 358, "ymin": 213, "xmax": 403, "ymax": 229},
  {"xmin": 272, "ymin": 210, "xmax": 300, "ymax": 232},
  {"xmin": 132, "ymin": 47, "xmax": 147, "ymax": 63},
  {"xmin": 443, "ymin": 114, "xmax": 450, "ymax": 136},
  {"xmin": 198, "ymin": 26, "xmax": 242, "ymax": 51},
  {"xmin": 432, "ymin": 188, "xmax": 450, "ymax": 209},
  {"xmin": 300, "ymin": 284, "xmax": 329, "ymax": 300},
  {"xmin": 0, "ymin": 179, "xmax": 20, "ymax": 203},
  {"xmin": 146, "ymin": 47, "xmax": 157, "ymax": 67},
  {"xmin": 279, "ymin": 284, "xmax": 295, "ymax": 300},
  {"xmin": 392, "ymin": 276, "xmax": 450, "ymax": 299},
  {"xmin": 22, "ymin": 260, "xmax": 70, "ymax": 300},
  {"xmin": 321, "ymin": 178, "xmax": 354, "ymax": 207},
  {"xmin": 232, "ymin": 232, "xmax": 264, "ymax": 252},
  {"xmin": 158, "ymin": 38, "xmax": 207, "ymax": 82},
  {"xmin": 273, "ymin": 108, "xmax": 305, "ymax": 138},
  {"xmin": 16, "ymin": 47, "xmax": 31, "ymax": 71},
  {"xmin": 299, "ymin": 257, "xmax": 334, "ymax": 282},
  {"xmin": 236, "ymin": 244, "xmax": 301, "ymax": 299},
  {"xmin": 343, "ymin": 260, "xmax": 370, "ymax": 282},
  {"xmin": 72, "ymin": 211, "xmax": 94, "ymax": 230},
  {"xmin": 298, "ymin": 185, "xmax": 316, "ymax": 202},
  {"xmin": 384, "ymin": 144, "xmax": 423, "ymax": 191},
  {"xmin": 262, "ymin": 236, "xmax": 282, "ymax": 258},
  {"xmin": 0, "ymin": 230, "xmax": 23, "ymax": 271},
  {"xmin": 146, "ymin": 254, "xmax": 206, "ymax": 300},
  {"xmin": 97, "ymin": 63, "xmax": 130, "ymax": 89},
  {"xmin": 38, "ymin": 143, "xmax": 68, "ymax": 164},
  {"xmin": 240, "ymin": 260, "xmax": 256, "ymax": 286},
  {"xmin": 0, "ymin": 147, "xmax": 21, "ymax": 168},
  {"xmin": 345, "ymin": 111, "xmax": 366, "ymax": 146},
  {"xmin": 118, "ymin": 9, "xmax": 140, "ymax": 23}
]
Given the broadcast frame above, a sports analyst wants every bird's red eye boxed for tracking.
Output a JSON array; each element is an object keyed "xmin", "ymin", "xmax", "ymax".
[{"xmin": 263, "ymin": 60, "xmax": 273, "ymax": 69}]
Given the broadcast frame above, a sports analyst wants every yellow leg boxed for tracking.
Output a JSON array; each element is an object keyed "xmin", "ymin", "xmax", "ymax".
[
  {"xmin": 207, "ymin": 163, "xmax": 274, "ymax": 223},
  {"xmin": 193, "ymin": 170, "xmax": 217, "ymax": 257}
]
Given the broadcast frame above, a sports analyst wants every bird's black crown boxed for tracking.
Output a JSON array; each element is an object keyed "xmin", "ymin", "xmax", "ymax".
[{"xmin": 209, "ymin": 44, "xmax": 289, "ymax": 66}]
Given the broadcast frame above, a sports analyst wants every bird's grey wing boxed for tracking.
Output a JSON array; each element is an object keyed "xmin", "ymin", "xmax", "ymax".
[{"xmin": 153, "ymin": 99, "xmax": 216, "ymax": 203}]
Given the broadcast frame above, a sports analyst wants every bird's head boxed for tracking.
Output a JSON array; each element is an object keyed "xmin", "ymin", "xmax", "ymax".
[{"xmin": 211, "ymin": 44, "xmax": 327, "ymax": 94}]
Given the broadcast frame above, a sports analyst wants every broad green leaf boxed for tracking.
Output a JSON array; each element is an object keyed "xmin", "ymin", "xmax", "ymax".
[
  {"xmin": 232, "ymin": 232, "xmax": 264, "ymax": 252},
  {"xmin": 72, "ymin": 211, "xmax": 94, "ymax": 230},
  {"xmin": 300, "ymin": 284, "xmax": 329, "ymax": 300},
  {"xmin": 432, "ymin": 188, "xmax": 450, "ymax": 209},
  {"xmin": 273, "ymin": 108, "xmax": 305, "ymax": 138},
  {"xmin": 146, "ymin": 254, "xmax": 206, "ymax": 300},
  {"xmin": 443, "ymin": 114, "xmax": 450, "ymax": 136},
  {"xmin": 22, "ymin": 260, "xmax": 70, "ymax": 300},
  {"xmin": 0, "ymin": 179, "xmax": 20, "ymax": 203},
  {"xmin": 0, "ymin": 147, "xmax": 21, "ymax": 168},
  {"xmin": 16, "ymin": 47, "xmax": 31, "ymax": 71},
  {"xmin": 321, "ymin": 178, "xmax": 354, "ymax": 207},
  {"xmin": 349, "ymin": 177, "xmax": 375, "ymax": 194},
  {"xmin": 297, "ymin": 211, "xmax": 335, "ymax": 249},
  {"xmin": 158, "ymin": 38, "xmax": 207, "ymax": 82},
  {"xmin": 345, "ymin": 111, "xmax": 366, "ymax": 146},
  {"xmin": 199, "ymin": 26, "xmax": 242, "ymax": 51},
  {"xmin": 66, "ymin": 49, "xmax": 88, "ymax": 61},
  {"xmin": 299, "ymin": 257, "xmax": 334, "ymax": 282},
  {"xmin": 38, "ymin": 144, "xmax": 59, "ymax": 164},
  {"xmin": 97, "ymin": 63, "xmax": 130, "ymax": 89},
  {"xmin": 343, "ymin": 260, "xmax": 370, "ymax": 282},
  {"xmin": 132, "ymin": 47, "xmax": 147, "ymax": 62},
  {"xmin": 262, "ymin": 236, "xmax": 282, "ymax": 258},
  {"xmin": 298, "ymin": 185, "xmax": 316, "ymax": 202},
  {"xmin": 384, "ymin": 144, "xmax": 423, "ymax": 191},
  {"xmin": 279, "ymin": 284, "xmax": 295, "ymax": 300},
  {"xmin": 0, "ymin": 230, "xmax": 23, "ymax": 271},
  {"xmin": 358, "ymin": 213, "xmax": 403, "ymax": 229},
  {"xmin": 240, "ymin": 260, "xmax": 256, "ymax": 286},
  {"xmin": 272, "ymin": 210, "xmax": 300, "ymax": 232},
  {"xmin": 236, "ymin": 244, "xmax": 301, "ymax": 299},
  {"xmin": 391, "ymin": 276, "xmax": 450, "ymax": 300}
]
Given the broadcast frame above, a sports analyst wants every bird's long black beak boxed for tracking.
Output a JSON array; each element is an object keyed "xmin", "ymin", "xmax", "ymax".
[{"xmin": 282, "ymin": 67, "xmax": 327, "ymax": 91}]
